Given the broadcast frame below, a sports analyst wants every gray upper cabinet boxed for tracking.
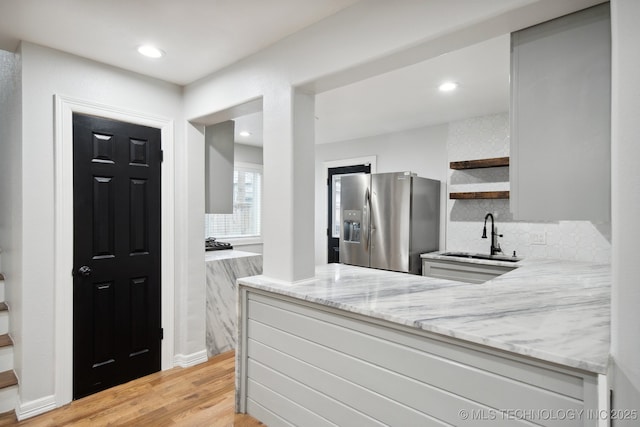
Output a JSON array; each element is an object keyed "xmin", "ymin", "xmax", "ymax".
[
  {"xmin": 205, "ymin": 120, "xmax": 235, "ymax": 214},
  {"xmin": 510, "ymin": 4, "xmax": 611, "ymax": 221}
]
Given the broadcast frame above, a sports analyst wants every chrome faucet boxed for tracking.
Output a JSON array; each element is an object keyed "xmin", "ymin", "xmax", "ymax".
[{"xmin": 482, "ymin": 213, "xmax": 503, "ymax": 255}]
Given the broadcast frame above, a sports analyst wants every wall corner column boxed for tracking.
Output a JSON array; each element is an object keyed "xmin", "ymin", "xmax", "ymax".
[
  {"xmin": 262, "ymin": 85, "xmax": 315, "ymax": 282},
  {"xmin": 610, "ymin": 0, "xmax": 640, "ymax": 419}
]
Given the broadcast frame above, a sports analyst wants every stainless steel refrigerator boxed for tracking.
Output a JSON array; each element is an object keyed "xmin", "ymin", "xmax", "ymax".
[{"xmin": 339, "ymin": 172, "xmax": 440, "ymax": 275}]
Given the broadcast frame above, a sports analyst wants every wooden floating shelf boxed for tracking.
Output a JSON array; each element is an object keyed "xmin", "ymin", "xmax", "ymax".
[
  {"xmin": 450, "ymin": 157, "xmax": 509, "ymax": 170},
  {"xmin": 450, "ymin": 191, "xmax": 510, "ymax": 200}
]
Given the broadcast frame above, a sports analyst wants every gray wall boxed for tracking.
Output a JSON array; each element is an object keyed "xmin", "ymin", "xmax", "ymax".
[{"xmin": 235, "ymin": 143, "xmax": 263, "ymax": 165}]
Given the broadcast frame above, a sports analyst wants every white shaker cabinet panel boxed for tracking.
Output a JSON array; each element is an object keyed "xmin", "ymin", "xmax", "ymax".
[
  {"xmin": 510, "ymin": 4, "xmax": 610, "ymax": 221},
  {"xmin": 422, "ymin": 258, "xmax": 516, "ymax": 284}
]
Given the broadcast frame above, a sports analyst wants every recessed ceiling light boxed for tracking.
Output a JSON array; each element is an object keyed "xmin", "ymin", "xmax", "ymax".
[
  {"xmin": 239, "ymin": 131, "xmax": 252, "ymax": 137},
  {"xmin": 438, "ymin": 81, "xmax": 458, "ymax": 92},
  {"xmin": 137, "ymin": 45, "xmax": 165, "ymax": 59}
]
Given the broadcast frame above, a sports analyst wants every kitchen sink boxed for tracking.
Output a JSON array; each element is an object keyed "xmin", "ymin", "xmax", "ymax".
[{"xmin": 440, "ymin": 251, "xmax": 522, "ymax": 263}]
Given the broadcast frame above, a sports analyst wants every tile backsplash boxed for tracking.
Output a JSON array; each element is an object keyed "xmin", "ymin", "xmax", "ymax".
[{"xmin": 446, "ymin": 113, "xmax": 611, "ymax": 264}]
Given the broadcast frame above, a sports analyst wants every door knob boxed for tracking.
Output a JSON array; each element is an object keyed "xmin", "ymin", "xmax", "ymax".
[{"xmin": 78, "ymin": 266, "xmax": 92, "ymax": 277}]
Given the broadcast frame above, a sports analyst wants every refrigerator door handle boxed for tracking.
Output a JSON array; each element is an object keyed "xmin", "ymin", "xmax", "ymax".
[{"xmin": 364, "ymin": 188, "xmax": 371, "ymax": 251}]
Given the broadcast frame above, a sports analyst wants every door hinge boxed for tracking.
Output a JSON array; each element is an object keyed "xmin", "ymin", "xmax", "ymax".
[
  {"xmin": 327, "ymin": 228, "xmax": 330, "ymax": 237},
  {"xmin": 160, "ymin": 328, "xmax": 164, "ymax": 340},
  {"xmin": 159, "ymin": 150, "xmax": 164, "ymax": 162}
]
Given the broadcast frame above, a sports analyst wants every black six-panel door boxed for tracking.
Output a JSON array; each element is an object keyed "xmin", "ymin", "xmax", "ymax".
[
  {"xmin": 327, "ymin": 164, "xmax": 371, "ymax": 263},
  {"xmin": 72, "ymin": 113, "xmax": 162, "ymax": 399}
]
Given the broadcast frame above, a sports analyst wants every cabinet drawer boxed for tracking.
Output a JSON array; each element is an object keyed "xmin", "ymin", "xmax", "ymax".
[{"xmin": 422, "ymin": 258, "xmax": 515, "ymax": 283}]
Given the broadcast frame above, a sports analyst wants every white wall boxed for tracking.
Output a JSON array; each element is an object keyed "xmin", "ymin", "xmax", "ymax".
[
  {"xmin": 314, "ymin": 124, "xmax": 448, "ymax": 265},
  {"xmin": 610, "ymin": 0, "xmax": 640, "ymax": 418},
  {"xmin": 181, "ymin": 122, "xmax": 207, "ymax": 363},
  {"xmin": 0, "ymin": 48, "xmax": 23, "ymax": 391},
  {"xmin": 235, "ymin": 143, "xmax": 263, "ymax": 165},
  {"xmin": 446, "ymin": 113, "xmax": 611, "ymax": 263},
  {"xmin": 15, "ymin": 42, "xmax": 194, "ymax": 407}
]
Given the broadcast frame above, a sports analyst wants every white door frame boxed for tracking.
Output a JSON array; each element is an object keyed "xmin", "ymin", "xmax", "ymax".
[
  {"xmin": 53, "ymin": 94, "xmax": 175, "ymax": 406},
  {"xmin": 321, "ymin": 156, "xmax": 377, "ymax": 265}
]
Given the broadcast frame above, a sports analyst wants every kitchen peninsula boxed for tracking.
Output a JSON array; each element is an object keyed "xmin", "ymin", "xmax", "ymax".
[{"xmin": 236, "ymin": 258, "xmax": 610, "ymax": 426}]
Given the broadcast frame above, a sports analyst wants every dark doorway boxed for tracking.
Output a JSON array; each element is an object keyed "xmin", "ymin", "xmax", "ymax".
[
  {"xmin": 327, "ymin": 164, "xmax": 371, "ymax": 263},
  {"xmin": 72, "ymin": 113, "xmax": 162, "ymax": 399}
]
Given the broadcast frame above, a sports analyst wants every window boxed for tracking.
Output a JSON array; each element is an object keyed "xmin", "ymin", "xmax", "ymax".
[{"xmin": 205, "ymin": 163, "xmax": 262, "ymax": 239}]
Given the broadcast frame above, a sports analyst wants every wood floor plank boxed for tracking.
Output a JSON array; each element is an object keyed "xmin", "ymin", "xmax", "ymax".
[
  {"xmin": 172, "ymin": 392, "xmax": 236, "ymax": 427},
  {"xmin": 0, "ymin": 351, "xmax": 264, "ymax": 426}
]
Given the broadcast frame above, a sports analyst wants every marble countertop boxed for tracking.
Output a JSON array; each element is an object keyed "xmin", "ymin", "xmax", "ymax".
[
  {"xmin": 238, "ymin": 257, "xmax": 611, "ymax": 374},
  {"xmin": 205, "ymin": 249, "xmax": 261, "ymax": 262}
]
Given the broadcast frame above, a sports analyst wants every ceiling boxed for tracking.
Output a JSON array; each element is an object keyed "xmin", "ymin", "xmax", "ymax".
[
  {"xmin": 315, "ymin": 35, "xmax": 510, "ymax": 144},
  {"xmin": 0, "ymin": 0, "xmax": 359, "ymax": 85},
  {"xmin": 233, "ymin": 34, "xmax": 510, "ymax": 146},
  {"xmin": 0, "ymin": 0, "xmax": 509, "ymax": 147}
]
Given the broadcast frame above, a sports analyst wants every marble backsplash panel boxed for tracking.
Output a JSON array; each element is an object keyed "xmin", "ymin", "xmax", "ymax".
[{"xmin": 446, "ymin": 113, "xmax": 611, "ymax": 264}]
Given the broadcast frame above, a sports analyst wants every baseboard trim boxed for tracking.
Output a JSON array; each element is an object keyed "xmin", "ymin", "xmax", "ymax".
[
  {"xmin": 173, "ymin": 350, "xmax": 207, "ymax": 368},
  {"xmin": 16, "ymin": 394, "xmax": 56, "ymax": 421}
]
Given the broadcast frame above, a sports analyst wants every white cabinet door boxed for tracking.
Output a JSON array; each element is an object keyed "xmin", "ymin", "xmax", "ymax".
[
  {"xmin": 422, "ymin": 259, "xmax": 515, "ymax": 283},
  {"xmin": 510, "ymin": 4, "xmax": 610, "ymax": 221}
]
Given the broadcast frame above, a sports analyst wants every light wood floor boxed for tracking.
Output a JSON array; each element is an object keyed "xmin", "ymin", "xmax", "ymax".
[{"xmin": 0, "ymin": 351, "xmax": 264, "ymax": 426}]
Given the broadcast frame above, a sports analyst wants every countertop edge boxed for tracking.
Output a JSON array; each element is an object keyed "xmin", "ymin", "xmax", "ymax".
[
  {"xmin": 205, "ymin": 250, "xmax": 262, "ymax": 262},
  {"xmin": 421, "ymin": 251, "xmax": 524, "ymax": 268},
  {"xmin": 238, "ymin": 256, "xmax": 611, "ymax": 376}
]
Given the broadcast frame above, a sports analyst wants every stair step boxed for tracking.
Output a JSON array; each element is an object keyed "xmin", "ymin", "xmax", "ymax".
[
  {"xmin": 0, "ymin": 370, "xmax": 17, "ymax": 414},
  {"xmin": 0, "ymin": 274, "xmax": 4, "ymax": 281},
  {"xmin": 0, "ymin": 336, "xmax": 11, "ymax": 349},
  {"xmin": 0, "ymin": 371, "xmax": 16, "ymax": 390},
  {"xmin": 0, "ymin": 305, "xmax": 7, "ymax": 336}
]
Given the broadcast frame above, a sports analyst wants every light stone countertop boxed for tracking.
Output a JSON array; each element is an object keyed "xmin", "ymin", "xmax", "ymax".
[
  {"xmin": 205, "ymin": 249, "xmax": 261, "ymax": 262},
  {"xmin": 237, "ymin": 257, "xmax": 611, "ymax": 374}
]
